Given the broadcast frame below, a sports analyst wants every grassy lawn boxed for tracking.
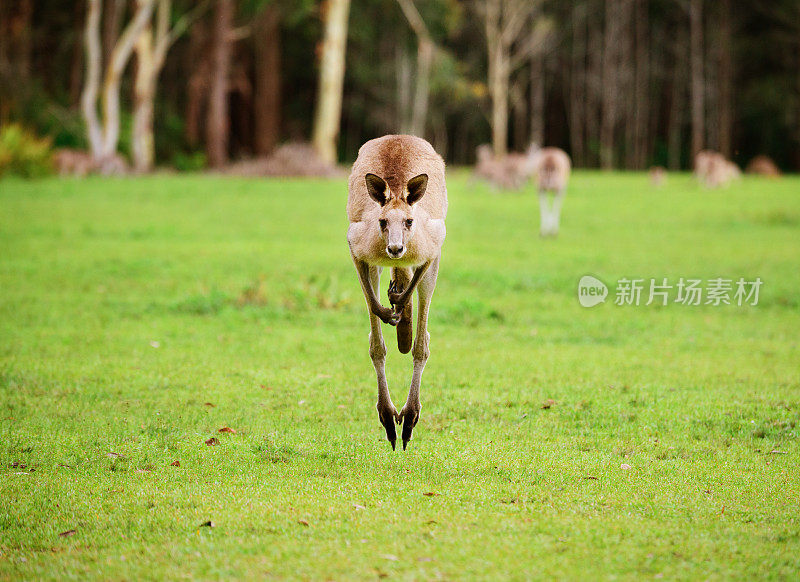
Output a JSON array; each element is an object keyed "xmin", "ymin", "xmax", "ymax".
[{"xmin": 1, "ymin": 170, "xmax": 798, "ymax": 580}]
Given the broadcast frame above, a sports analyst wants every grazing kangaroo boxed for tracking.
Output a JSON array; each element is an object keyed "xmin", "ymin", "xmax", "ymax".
[
  {"xmin": 695, "ymin": 150, "xmax": 740, "ymax": 188},
  {"xmin": 347, "ymin": 135, "xmax": 447, "ymax": 450},
  {"xmin": 532, "ymin": 147, "xmax": 571, "ymax": 237}
]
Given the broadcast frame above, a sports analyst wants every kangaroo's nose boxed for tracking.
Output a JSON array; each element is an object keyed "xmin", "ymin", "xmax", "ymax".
[{"xmin": 387, "ymin": 244, "xmax": 404, "ymax": 257}]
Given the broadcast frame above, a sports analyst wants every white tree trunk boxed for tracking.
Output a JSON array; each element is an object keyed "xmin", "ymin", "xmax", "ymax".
[
  {"xmin": 312, "ymin": 0, "xmax": 351, "ymax": 165},
  {"xmin": 81, "ymin": 0, "xmax": 104, "ymax": 159},
  {"xmin": 100, "ymin": 1, "xmax": 154, "ymax": 161}
]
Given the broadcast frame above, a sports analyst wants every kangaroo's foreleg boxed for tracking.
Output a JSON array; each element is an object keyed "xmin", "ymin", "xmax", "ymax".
[
  {"xmin": 399, "ymin": 256, "xmax": 439, "ymax": 450},
  {"xmin": 387, "ymin": 260, "xmax": 431, "ymax": 313},
  {"xmin": 354, "ymin": 257, "xmax": 400, "ymax": 326},
  {"xmin": 360, "ymin": 264, "xmax": 400, "ymax": 449}
]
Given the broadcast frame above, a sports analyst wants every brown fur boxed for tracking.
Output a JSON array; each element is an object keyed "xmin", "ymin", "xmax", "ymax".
[
  {"xmin": 347, "ymin": 135, "xmax": 448, "ymax": 449},
  {"xmin": 746, "ymin": 155, "xmax": 781, "ymax": 177},
  {"xmin": 695, "ymin": 150, "xmax": 740, "ymax": 188},
  {"xmin": 533, "ymin": 147, "xmax": 571, "ymax": 193},
  {"xmin": 649, "ymin": 166, "xmax": 667, "ymax": 187},
  {"xmin": 473, "ymin": 144, "xmax": 537, "ymax": 190}
]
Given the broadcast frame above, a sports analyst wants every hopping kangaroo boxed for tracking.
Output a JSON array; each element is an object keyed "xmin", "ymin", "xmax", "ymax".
[
  {"xmin": 347, "ymin": 135, "xmax": 447, "ymax": 450},
  {"xmin": 533, "ymin": 147, "xmax": 571, "ymax": 237}
]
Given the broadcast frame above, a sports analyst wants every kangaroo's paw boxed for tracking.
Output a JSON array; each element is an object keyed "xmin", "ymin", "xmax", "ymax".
[
  {"xmin": 377, "ymin": 400, "xmax": 400, "ymax": 450},
  {"xmin": 373, "ymin": 303, "xmax": 401, "ymax": 326},
  {"xmin": 398, "ymin": 401, "xmax": 421, "ymax": 450},
  {"xmin": 388, "ymin": 279, "xmax": 405, "ymax": 307}
]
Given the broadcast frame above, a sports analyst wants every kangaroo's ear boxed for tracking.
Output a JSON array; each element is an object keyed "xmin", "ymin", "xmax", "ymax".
[
  {"xmin": 406, "ymin": 174, "xmax": 428, "ymax": 205},
  {"xmin": 365, "ymin": 173, "xmax": 388, "ymax": 206}
]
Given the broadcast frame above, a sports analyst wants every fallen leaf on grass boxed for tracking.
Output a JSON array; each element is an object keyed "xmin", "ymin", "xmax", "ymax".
[
  {"xmin": 59, "ymin": 529, "xmax": 76, "ymax": 537},
  {"xmin": 541, "ymin": 399, "xmax": 556, "ymax": 409},
  {"xmin": 199, "ymin": 521, "xmax": 214, "ymax": 528},
  {"xmin": 298, "ymin": 519, "xmax": 309, "ymax": 527},
  {"xmin": 422, "ymin": 492, "xmax": 440, "ymax": 497},
  {"xmin": 582, "ymin": 476, "xmax": 599, "ymax": 480},
  {"xmin": 203, "ymin": 402, "xmax": 216, "ymax": 408},
  {"xmin": 620, "ymin": 463, "xmax": 632, "ymax": 470},
  {"xmin": 218, "ymin": 427, "xmax": 236, "ymax": 434},
  {"xmin": 205, "ymin": 437, "xmax": 219, "ymax": 446},
  {"xmin": 425, "ymin": 520, "xmax": 437, "ymax": 525},
  {"xmin": 170, "ymin": 461, "xmax": 180, "ymax": 467}
]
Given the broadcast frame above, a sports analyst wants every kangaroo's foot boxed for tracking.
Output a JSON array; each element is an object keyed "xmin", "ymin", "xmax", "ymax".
[
  {"xmin": 398, "ymin": 399, "xmax": 421, "ymax": 450},
  {"xmin": 377, "ymin": 399, "xmax": 400, "ymax": 450}
]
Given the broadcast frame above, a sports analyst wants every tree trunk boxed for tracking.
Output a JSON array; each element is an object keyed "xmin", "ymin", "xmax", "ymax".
[
  {"xmin": 186, "ymin": 19, "xmax": 209, "ymax": 148},
  {"xmin": 82, "ymin": 0, "xmax": 104, "ymax": 158},
  {"xmin": 103, "ymin": 0, "xmax": 125, "ymax": 68},
  {"xmin": 69, "ymin": 1, "xmax": 85, "ymax": 109},
  {"xmin": 253, "ymin": 5, "xmax": 282, "ymax": 156},
  {"xmin": 485, "ymin": 0, "xmax": 507, "ymax": 156},
  {"xmin": 569, "ymin": 3, "xmax": 586, "ymax": 166},
  {"xmin": 529, "ymin": 41, "xmax": 545, "ymax": 147},
  {"xmin": 396, "ymin": 0, "xmax": 433, "ymax": 138},
  {"xmin": 206, "ymin": 0, "xmax": 234, "ymax": 168},
  {"xmin": 717, "ymin": 0, "xmax": 732, "ymax": 158},
  {"xmin": 133, "ymin": 6, "xmax": 155, "ymax": 173},
  {"xmin": 586, "ymin": 1, "xmax": 603, "ymax": 166},
  {"xmin": 667, "ymin": 27, "xmax": 687, "ymax": 170},
  {"xmin": 410, "ymin": 36, "xmax": 432, "ymax": 137},
  {"xmin": 633, "ymin": 0, "xmax": 648, "ymax": 168},
  {"xmin": 100, "ymin": 1, "xmax": 154, "ymax": 161},
  {"xmin": 600, "ymin": 0, "xmax": 620, "ymax": 169},
  {"xmin": 312, "ymin": 0, "xmax": 351, "ymax": 165},
  {"xmin": 689, "ymin": 0, "xmax": 704, "ymax": 158},
  {"xmin": 17, "ymin": 0, "xmax": 33, "ymax": 84}
]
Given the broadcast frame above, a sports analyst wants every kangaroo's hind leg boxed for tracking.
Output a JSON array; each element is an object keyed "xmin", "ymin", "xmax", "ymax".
[
  {"xmin": 360, "ymin": 265, "xmax": 400, "ymax": 449},
  {"xmin": 399, "ymin": 257, "xmax": 440, "ymax": 450}
]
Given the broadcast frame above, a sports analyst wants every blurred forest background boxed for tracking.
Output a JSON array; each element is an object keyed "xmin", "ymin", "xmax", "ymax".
[{"xmin": 0, "ymin": 0, "xmax": 798, "ymax": 174}]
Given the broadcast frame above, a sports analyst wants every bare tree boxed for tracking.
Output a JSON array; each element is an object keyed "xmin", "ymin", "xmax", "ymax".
[
  {"xmin": 600, "ymin": 0, "xmax": 629, "ymax": 169},
  {"xmin": 689, "ymin": 0, "xmax": 704, "ymax": 158},
  {"xmin": 396, "ymin": 0, "xmax": 433, "ymax": 138},
  {"xmin": 132, "ymin": 0, "xmax": 208, "ymax": 172},
  {"xmin": 529, "ymin": 37, "xmax": 546, "ymax": 148},
  {"xmin": 82, "ymin": 0, "xmax": 155, "ymax": 169},
  {"xmin": 312, "ymin": 0, "xmax": 352, "ymax": 165},
  {"xmin": 717, "ymin": 0, "xmax": 733, "ymax": 158},
  {"xmin": 633, "ymin": 0, "xmax": 649, "ymax": 168},
  {"xmin": 569, "ymin": 2, "xmax": 586, "ymax": 166},
  {"xmin": 481, "ymin": 0, "xmax": 549, "ymax": 156},
  {"xmin": 253, "ymin": 4, "xmax": 282, "ymax": 155},
  {"xmin": 206, "ymin": 0, "xmax": 234, "ymax": 168}
]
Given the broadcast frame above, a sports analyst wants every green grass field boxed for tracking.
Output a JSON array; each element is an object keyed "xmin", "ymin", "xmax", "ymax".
[{"xmin": 1, "ymin": 171, "xmax": 799, "ymax": 580}]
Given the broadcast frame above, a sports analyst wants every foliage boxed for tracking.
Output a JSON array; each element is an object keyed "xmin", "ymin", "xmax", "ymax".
[
  {"xmin": 0, "ymin": 173, "xmax": 799, "ymax": 578},
  {"xmin": 0, "ymin": 124, "xmax": 53, "ymax": 179}
]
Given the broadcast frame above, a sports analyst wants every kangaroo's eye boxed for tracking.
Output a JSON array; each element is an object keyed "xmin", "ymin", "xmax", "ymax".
[
  {"xmin": 405, "ymin": 219, "xmax": 413, "ymax": 228},
  {"xmin": 379, "ymin": 219, "xmax": 387, "ymax": 229}
]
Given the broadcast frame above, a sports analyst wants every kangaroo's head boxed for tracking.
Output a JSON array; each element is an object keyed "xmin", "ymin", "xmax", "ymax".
[{"xmin": 365, "ymin": 173, "xmax": 428, "ymax": 259}]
